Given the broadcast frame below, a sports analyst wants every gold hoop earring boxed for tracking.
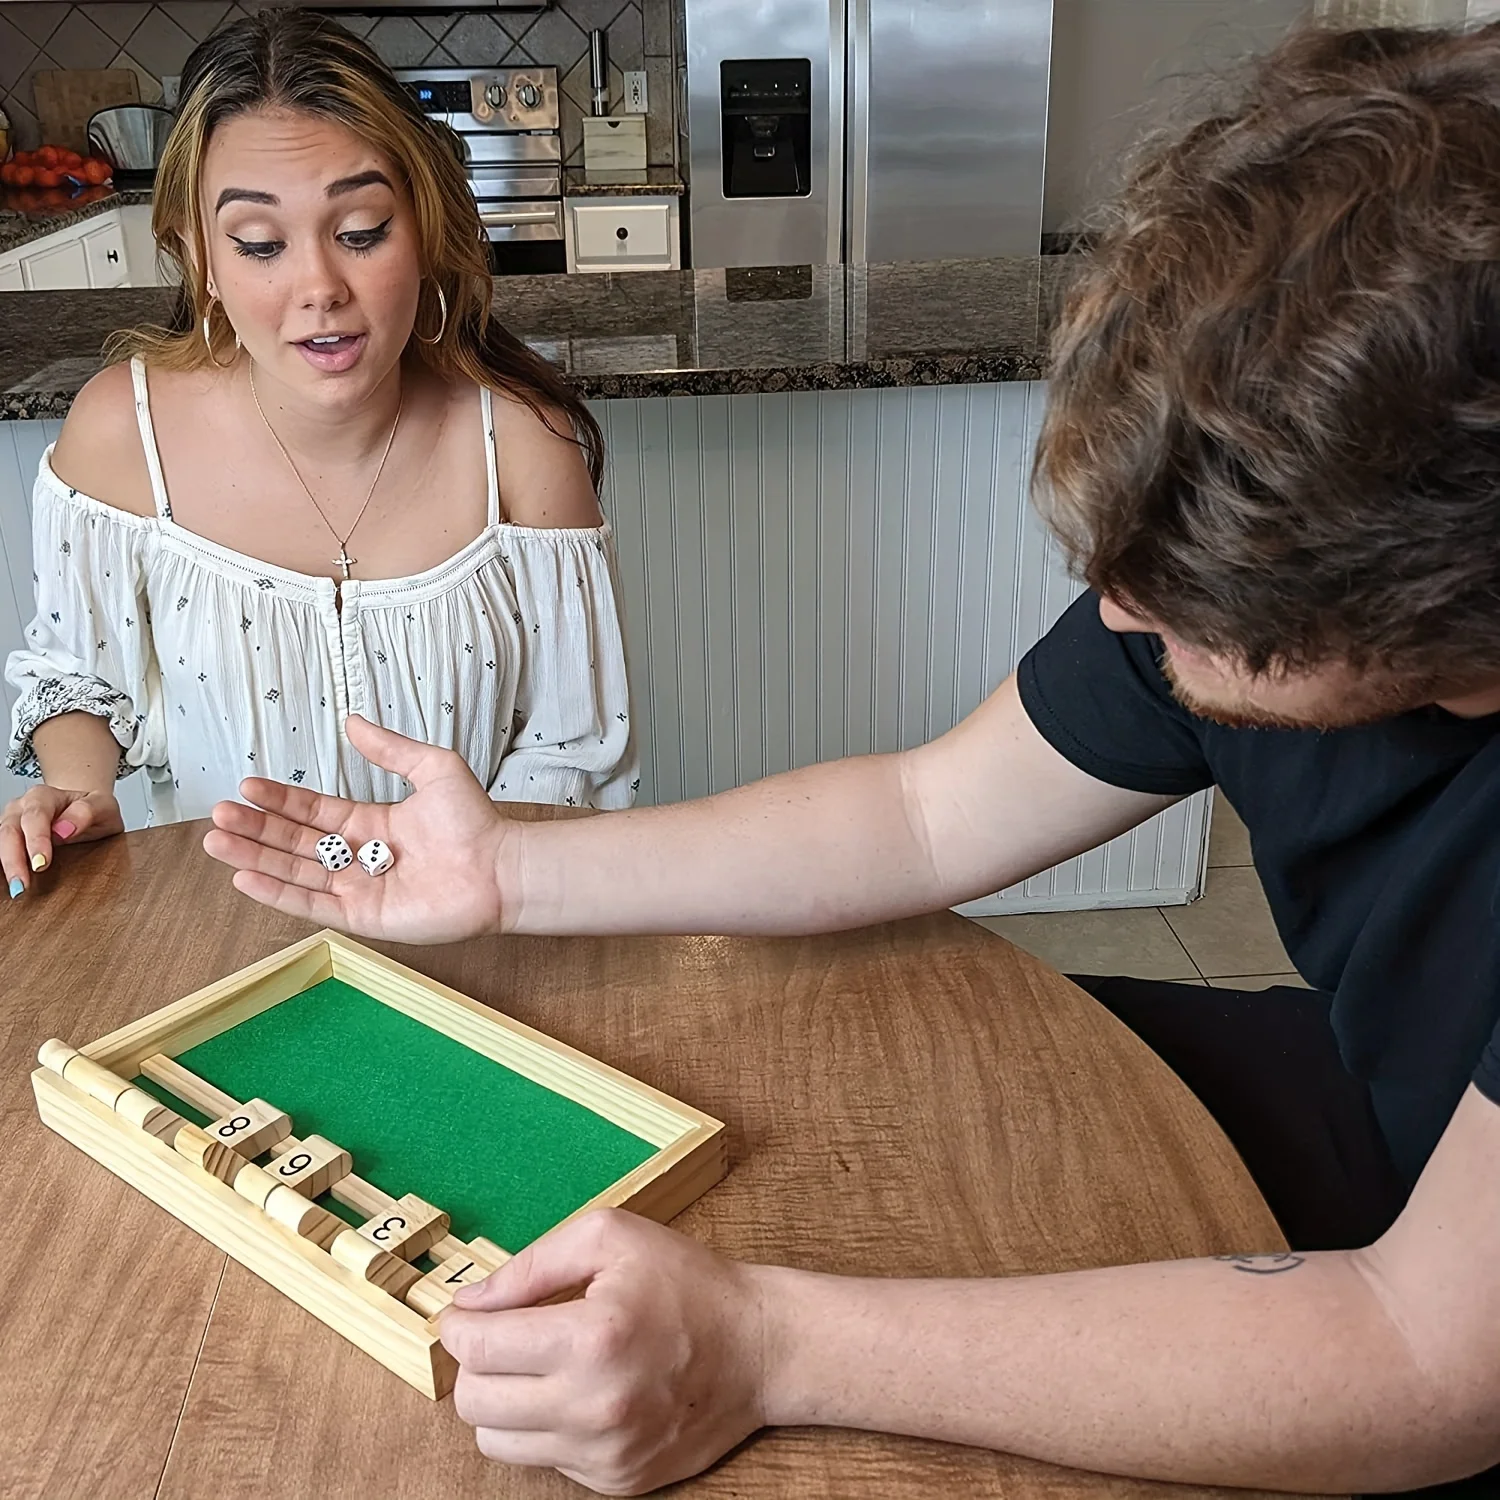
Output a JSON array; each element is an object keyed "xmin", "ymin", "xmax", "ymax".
[
  {"xmin": 417, "ymin": 283, "xmax": 448, "ymax": 346},
  {"xmin": 202, "ymin": 301, "xmax": 240, "ymax": 369}
]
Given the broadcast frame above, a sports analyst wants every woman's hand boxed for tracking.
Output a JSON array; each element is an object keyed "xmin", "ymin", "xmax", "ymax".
[
  {"xmin": 1, "ymin": 784, "xmax": 124, "ymax": 896},
  {"xmin": 439, "ymin": 1210, "xmax": 770, "ymax": 1495},
  {"xmin": 203, "ymin": 714, "xmax": 511, "ymax": 944}
]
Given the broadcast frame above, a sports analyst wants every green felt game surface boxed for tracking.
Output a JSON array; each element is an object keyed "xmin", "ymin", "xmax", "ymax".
[{"xmin": 134, "ymin": 977, "xmax": 659, "ymax": 1251}]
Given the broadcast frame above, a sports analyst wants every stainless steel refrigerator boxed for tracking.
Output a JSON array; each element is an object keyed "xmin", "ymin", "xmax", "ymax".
[{"xmin": 684, "ymin": 0, "xmax": 1053, "ymax": 270}]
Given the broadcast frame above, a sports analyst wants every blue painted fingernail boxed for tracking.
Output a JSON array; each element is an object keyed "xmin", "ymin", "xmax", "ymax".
[{"xmin": 8, "ymin": 878, "xmax": 23, "ymax": 899}]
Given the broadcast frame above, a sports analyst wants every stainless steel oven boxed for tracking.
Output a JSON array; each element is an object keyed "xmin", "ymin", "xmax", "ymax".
[{"xmin": 395, "ymin": 66, "xmax": 566, "ymax": 276}]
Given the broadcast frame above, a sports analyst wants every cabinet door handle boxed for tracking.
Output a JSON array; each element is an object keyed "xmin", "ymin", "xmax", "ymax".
[
  {"xmin": 106, "ymin": 249, "xmax": 119, "ymax": 263},
  {"xmin": 616, "ymin": 226, "xmax": 629, "ymax": 240}
]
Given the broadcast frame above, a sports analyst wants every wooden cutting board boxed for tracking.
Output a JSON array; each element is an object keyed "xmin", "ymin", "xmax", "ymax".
[{"xmin": 33, "ymin": 69, "xmax": 141, "ymax": 155}]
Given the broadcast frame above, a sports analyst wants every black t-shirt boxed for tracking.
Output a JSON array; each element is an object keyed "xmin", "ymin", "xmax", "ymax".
[{"xmin": 1018, "ymin": 591, "xmax": 1500, "ymax": 1185}]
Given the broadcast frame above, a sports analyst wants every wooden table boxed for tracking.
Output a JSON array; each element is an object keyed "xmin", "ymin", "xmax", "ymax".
[{"xmin": 3, "ymin": 822, "xmax": 1300, "ymax": 1500}]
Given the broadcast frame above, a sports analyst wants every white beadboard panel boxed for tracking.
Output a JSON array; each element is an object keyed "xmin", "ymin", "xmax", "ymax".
[
  {"xmin": 0, "ymin": 423, "xmax": 151, "ymax": 832},
  {"xmin": 0, "ymin": 424, "xmax": 38, "ymax": 817},
  {"xmin": 594, "ymin": 383, "xmax": 1210, "ymax": 915},
  {"xmin": 3, "ymin": 389, "xmax": 1209, "ymax": 905}
]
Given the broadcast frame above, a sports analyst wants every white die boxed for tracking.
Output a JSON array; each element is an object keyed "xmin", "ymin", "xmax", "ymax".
[
  {"xmin": 357, "ymin": 839, "xmax": 394, "ymax": 877},
  {"xmin": 315, "ymin": 834, "xmax": 354, "ymax": 872}
]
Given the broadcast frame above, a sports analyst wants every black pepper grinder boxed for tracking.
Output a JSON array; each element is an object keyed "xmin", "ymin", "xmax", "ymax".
[{"xmin": 589, "ymin": 29, "xmax": 609, "ymax": 116}]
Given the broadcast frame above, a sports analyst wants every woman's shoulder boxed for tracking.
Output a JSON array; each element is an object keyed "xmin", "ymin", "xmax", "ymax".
[
  {"xmin": 486, "ymin": 383, "xmax": 603, "ymax": 530},
  {"xmin": 48, "ymin": 361, "xmax": 156, "ymax": 518}
]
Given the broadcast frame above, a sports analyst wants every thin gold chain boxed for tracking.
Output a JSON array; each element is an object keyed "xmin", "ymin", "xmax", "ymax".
[{"xmin": 248, "ymin": 362, "xmax": 403, "ymax": 580}]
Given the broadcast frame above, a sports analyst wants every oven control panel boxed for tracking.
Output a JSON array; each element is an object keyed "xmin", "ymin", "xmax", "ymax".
[
  {"xmin": 399, "ymin": 68, "xmax": 560, "ymax": 133},
  {"xmin": 407, "ymin": 79, "xmax": 473, "ymax": 114}
]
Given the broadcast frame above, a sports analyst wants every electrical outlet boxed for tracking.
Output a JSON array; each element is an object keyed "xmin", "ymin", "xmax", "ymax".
[{"xmin": 624, "ymin": 70, "xmax": 647, "ymax": 114}]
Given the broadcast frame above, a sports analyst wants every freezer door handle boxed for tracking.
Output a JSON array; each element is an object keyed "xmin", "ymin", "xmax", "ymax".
[{"xmin": 845, "ymin": 0, "xmax": 869, "ymax": 266}]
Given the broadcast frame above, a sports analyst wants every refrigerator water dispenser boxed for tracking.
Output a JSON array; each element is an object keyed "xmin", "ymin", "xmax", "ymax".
[{"xmin": 720, "ymin": 60, "xmax": 812, "ymax": 199}]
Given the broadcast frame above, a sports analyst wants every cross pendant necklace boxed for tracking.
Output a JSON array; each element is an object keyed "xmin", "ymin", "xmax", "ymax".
[{"xmin": 249, "ymin": 364, "xmax": 402, "ymax": 585}]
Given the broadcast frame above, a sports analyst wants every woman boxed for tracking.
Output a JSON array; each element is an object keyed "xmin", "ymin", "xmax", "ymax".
[{"xmin": 1, "ymin": 10, "xmax": 636, "ymax": 897}]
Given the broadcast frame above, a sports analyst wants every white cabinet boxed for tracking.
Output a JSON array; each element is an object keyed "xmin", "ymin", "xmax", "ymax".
[
  {"xmin": 0, "ymin": 205, "xmax": 165, "ymax": 292},
  {"xmin": 20, "ymin": 233, "xmax": 90, "ymax": 290},
  {"xmin": 119, "ymin": 202, "xmax": 172, "ymax": 287},
  {"xmin": 82, "ymin": 219, "xmax": 129, "ymax": 288},
  {"xmin": 566, "ymin": 196, "xmax": 681, "ymax": 274}
]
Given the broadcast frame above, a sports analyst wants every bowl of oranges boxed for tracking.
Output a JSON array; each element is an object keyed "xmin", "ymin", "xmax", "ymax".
[
  {"xmin": 1, "ymin": 145, "xmax": 114, "ymax": 214},
  {"xmin": 2, "ymin": 143, "xmax": 115, "ymax": 187}
]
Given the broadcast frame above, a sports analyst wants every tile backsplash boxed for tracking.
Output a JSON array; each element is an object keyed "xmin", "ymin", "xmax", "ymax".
[{"xmin": 0, "ymin": 0, "xmax": 679, "ymax": 166}]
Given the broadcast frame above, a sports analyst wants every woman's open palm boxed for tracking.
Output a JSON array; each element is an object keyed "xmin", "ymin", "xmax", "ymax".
[{"xmin": 203, "ymin": 715, "xmax": 509, "ymax": 945}]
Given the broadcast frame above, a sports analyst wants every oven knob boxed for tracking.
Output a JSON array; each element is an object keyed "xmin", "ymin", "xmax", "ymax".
[
  {"xmin": 517, "ymin": 80, "xmax": 541, "ymax": 109},
  {"xmin": 485, "ymin": 82, "xmax": 506, "ymax": 109}
]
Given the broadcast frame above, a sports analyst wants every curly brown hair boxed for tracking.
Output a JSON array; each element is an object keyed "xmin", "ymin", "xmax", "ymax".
[{"xmin": 1036, "ymin": 20, "xmax": 1500, "ymax": 679}]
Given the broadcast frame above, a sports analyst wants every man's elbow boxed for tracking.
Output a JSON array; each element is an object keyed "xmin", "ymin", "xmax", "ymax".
[{"xmin": 1357, "ymin": 1293, "xmax": 1500, "ymax": 1485}]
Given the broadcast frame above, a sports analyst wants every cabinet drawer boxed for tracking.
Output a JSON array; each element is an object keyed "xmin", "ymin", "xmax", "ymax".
[
  {"xmin": 22, "ymin": 236, "xmax": 89, "ymax": 290},
  {"xmin": 82, "ymin": 219, "xmax": 128, "ymax": 288},
  {"xmin": 571, "ymin": 202, "xmax": 673, "ymax": 264}
]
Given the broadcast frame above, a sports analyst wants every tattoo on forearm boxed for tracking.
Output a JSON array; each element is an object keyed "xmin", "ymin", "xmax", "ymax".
[{"xmin": 1216, "ymin": 1252, "xmax": 1306, "ymax": 1275}]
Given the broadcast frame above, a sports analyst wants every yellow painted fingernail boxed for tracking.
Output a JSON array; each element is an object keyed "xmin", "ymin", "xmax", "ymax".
[{"xmin": 30, "ymin": 854, "xmax": 46, "ymax": 871}]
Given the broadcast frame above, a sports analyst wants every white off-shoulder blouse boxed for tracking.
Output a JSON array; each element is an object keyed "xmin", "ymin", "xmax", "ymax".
[{"xmin": 5, "ymin": 357, "xmax": 638, "ymax": 826}]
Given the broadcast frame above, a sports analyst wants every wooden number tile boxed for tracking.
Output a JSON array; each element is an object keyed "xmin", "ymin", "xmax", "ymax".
[
  {"xmin": 468, "ymin": 1237, "xmax": 511, "ymax": 1270},
  {"xmin": 37, "ymin": 1039, "xmax": 132, "ymax": 1110},
  {"xmin": 265, "ymin": 1135, "xmax": 352, "ymax": 1199},
  {"xmin": 233, "ymin": 1163, "xmax": 343, "ymax": 1247},
  {"xmin": 405, "ymin": 1240, "xmax": 512, "ymax": 1319},
  {"xmin": 174, "ymin": 1122, "xmax": 248, "ymax": 1185},
  {"xmin": 204, "ymin": 1099, "xmax": 291, "ymax": 1160},
  {"xmin": 330, "ymin": 1228, "xmax": 422, "ymax": 1298},
  {"xmin": 232, "ymin": 1160, "xmax": 281, "ymax": 1210},
  {"xmin": 355, "ymin": 1194, "xmax": 450, "ymax": 1262},
  {"xmin": 263, "ymin": 1185, "xmax": 345, "ymax": 1249},
  {"xmin": 114, "ymin": 1086, "xmax": 185, "ymax": 1143},
  {"xmin": 36, "ymin": 1038, "xmax": 80, "ymax": 1075}
]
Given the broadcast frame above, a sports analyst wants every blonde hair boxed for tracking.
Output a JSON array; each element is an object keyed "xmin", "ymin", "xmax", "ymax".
[{"xmin": 109, "ymin": 9, "xmax": 603, "ymax": 485}]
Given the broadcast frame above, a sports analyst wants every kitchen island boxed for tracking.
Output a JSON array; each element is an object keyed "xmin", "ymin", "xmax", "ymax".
[
  {"xmin": 0, "ymin": 188, "xmax": 164, "ymax": 293},
  {"xmin": 0, "ymin": 188, "xmax": 148, "ymax": 257},
  {"xmin": 0, "ymin": 257, "xmax": 1208, "ymax": 915}
]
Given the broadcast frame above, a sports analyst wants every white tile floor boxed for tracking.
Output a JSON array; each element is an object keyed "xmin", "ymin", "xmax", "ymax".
[{"xmin": 972, "ymin": 792, "xmax": 1308, "ymax": 989}]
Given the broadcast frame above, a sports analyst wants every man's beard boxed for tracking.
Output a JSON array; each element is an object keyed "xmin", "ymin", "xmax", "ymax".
[{"xmin": 1159, "ymin": 650, "xmax": 1439, "ymax": 732}]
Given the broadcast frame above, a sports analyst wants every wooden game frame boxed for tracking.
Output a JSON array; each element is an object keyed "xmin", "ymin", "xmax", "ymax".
[{"xmin": 30, "ymin": 930, "xmax": 727, "ymax": 1399}]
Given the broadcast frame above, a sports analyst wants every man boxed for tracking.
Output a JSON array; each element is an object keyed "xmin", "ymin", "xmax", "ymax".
[{"xmin": 204, "ymin": 20, "xmax": 1500, "ymax": 1497}]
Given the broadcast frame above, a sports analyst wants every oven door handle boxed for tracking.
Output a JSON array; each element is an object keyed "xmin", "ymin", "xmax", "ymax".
[{"xmin": 478, "ymin": 208, "xmax": 561, "ymax": 226}]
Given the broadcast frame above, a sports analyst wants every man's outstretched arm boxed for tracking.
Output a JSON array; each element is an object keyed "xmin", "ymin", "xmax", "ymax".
[{"xmin": 206, "ymin": 675, "xmax": 1177, "ymax": 941}]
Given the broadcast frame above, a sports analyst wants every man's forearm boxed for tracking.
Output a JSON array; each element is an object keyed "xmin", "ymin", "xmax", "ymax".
[
  {"xmin": 502, "ymin": 753, "xmax": 948, "ymax": 937},
  {"xmin": 33, "ymin": 712, "xmax": 122, "ymax": 795},
  {"xmin": 756, "ymin": 1251, "xmax": 1489, "ymax": 1493},
  {"xmin": 495, "ymin": 674, "xmax": 1176, "ymax": 938}
]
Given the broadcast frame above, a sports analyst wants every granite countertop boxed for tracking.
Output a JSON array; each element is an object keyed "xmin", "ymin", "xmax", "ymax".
[
  {"xmin": 0, "ymin": 188, "xmax": 153, "ymax": 257},
  {"xmin": 1, "ymin": 256, "xmax": 1072, "ymax": 419},
  {"xmin": 563, "ymin": 167, "xmax": 685, "ymax": 197}
]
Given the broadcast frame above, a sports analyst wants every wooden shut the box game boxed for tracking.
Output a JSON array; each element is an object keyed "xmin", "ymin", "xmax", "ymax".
[{"xmin": 30, "ymin": 930, "xmax": 727, "ymax": 1398}]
